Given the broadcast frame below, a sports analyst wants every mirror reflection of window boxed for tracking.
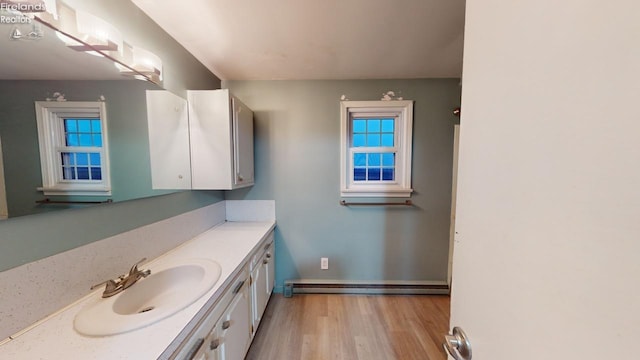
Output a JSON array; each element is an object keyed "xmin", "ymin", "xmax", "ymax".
[
  {"xmin": 35, "ymin": 101, "xmax": 112, "ymax": 196},
  {"xmin": 61, "ymin": 118, "xmax": 104, "ymax": 181}
]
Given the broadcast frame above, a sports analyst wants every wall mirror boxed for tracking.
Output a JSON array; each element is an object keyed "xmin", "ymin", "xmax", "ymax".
[{"xmin": 0, "ymin": 11, "xmax": 179, "ymax": 218}]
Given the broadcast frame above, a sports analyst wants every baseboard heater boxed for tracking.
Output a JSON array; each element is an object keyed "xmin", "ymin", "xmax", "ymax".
[{"xmin": 283, "ymin": 279, "xmax": 449, "ymax": 297}]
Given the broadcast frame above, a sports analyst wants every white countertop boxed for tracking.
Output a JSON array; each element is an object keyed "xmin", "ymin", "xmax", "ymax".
[{"xmin": 0, "ymin": 220, "xmax": 275, "ymax": 360}]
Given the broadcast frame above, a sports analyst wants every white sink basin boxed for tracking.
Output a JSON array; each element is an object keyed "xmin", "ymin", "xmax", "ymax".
[{"xmin": 74, "ymin": 258, "xmax": 222, "ymax": 336}]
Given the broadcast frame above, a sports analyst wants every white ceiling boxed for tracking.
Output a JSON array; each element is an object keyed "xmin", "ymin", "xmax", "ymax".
[{"xmin": 132, "ymin": 0, "xmax": 465, "ymax": 81}]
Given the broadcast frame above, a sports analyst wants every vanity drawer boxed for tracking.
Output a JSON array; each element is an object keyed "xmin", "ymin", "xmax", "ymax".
[
  {"xmin": 174, "ymin": 266, "xmax": 249, "ymax": 360},
  {"xmin": 250, "ymin": 232, "xmax": 274, "ymax": 271}
]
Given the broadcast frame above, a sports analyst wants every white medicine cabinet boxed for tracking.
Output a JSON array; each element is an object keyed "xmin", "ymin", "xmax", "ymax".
[
  {"xmin": 188, "ymin": 90, "xmax": 254, "ymax": 190},
  {"xmin": 146, "ymin": 90, "xmax": 192, "ymax": 190},
  {"xmin": 146, "ymin": 89, "xmax": 254, "ymax": 190}
]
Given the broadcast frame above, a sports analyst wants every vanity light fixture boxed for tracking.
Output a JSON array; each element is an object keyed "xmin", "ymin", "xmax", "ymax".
[
  {"xmin": 115, "ymin": 43, "xmax": 163, "ymax": 82},
  {"xmin": 42, "ymin": 0, "xmax": 56, "ymax": 19},
  {"xmin": 55, "ymin": 3, "xmax": 123, "ymax": 56},
  {"xmin": 35, "ymin": 0, "xmax": 163, "ymax": 84}
]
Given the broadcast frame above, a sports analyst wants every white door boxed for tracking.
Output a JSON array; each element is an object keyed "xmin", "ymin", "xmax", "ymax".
[
  {"xmin": 447, "ymin": 124, "xmax": 459, "ymax": 287},
  {"xmin": 448, "ymin": 1, "xmax": 640, "ymax": 359}
]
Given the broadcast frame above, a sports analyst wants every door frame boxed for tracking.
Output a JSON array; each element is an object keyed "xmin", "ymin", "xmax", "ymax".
[{"xmin": 447, "ymin": 124, "xmax": 460, "ymax": 288}]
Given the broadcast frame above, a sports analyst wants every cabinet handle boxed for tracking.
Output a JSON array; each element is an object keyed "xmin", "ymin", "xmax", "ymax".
[
  {"xmin": 185, "ymin": 338, "xmax": 205, "ymax": 360},
  {"xmin": 209, "ymin": 338, "xmax": 220, "ymax": 350},
  {"xmin": 263, "ymin": 242, "xmax": 272, "ymax": 251},
  {"xmin": 266, "ymin": 253, "xmax": 272, "ymax": 259},
  {"xmin": 263, "ymin": 259, "xmax": 269, "ymax": 265},
  {"xmin": 222, "ymin": 320, "xmax": 231, "ymax": 330},
  {"xmin": 237, "ymin": 174, "xmax": 244, "ymax": 182},
  {"xmin": 232, "ymin": 280, "xmax": 245, "ymax": 294}
]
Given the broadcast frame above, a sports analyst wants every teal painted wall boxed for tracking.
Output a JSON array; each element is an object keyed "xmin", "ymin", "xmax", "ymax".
[
  {"xmin": 0, "ymin": 0, "xmax": 222, "ymax": 272},
  {"xmin": 224, "ymin": 79, "xmax": 461, "ymax": 288},
  {"xmin": 0, "ymin": 80, "xmax": 174, "ymax": 217},
  {"xmin": 0, "ymin": 191, "xmax": 222, "ymax": 272}
]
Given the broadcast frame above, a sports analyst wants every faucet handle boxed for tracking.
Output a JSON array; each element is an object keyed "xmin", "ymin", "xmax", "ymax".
[
  {"xmin": 129, "ymin": 257, "xmax": 148, "ymax": 275},
  {"xmin": 90, "ymin": 279, "xmax": 122, "ymax": 298},
  {"xmin": 90, "ymin": 279, "xmax": 114, "ymax": 290}
]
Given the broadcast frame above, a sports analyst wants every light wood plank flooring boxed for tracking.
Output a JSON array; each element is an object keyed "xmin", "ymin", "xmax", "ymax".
[{"xmin": 246, "ymin": 294, "xmax": 450, "ymax": 360}]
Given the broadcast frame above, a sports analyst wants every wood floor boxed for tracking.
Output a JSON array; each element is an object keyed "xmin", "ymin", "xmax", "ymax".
[{"xmin": 245, "ymin": 294, "xmax": 450, "ymax": 360}]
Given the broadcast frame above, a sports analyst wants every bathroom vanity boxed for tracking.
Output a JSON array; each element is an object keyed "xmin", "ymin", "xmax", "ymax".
[
  {"xmin": 171, "ymin": 231, "xmax": 275, "ymax": 360},
  {"xmin": 0, "ymin": 220, "xmax": 276, "ymax": 360}
]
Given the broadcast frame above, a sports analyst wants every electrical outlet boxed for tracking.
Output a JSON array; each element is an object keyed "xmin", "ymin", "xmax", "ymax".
[{"xmin": 321, "ymin": 257, "xmax": 329, "ymax": 270}]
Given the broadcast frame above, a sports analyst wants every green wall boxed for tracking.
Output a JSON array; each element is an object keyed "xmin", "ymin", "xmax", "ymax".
[
  {"xmin": 0, "ymin": 191, "xmax": 222, "ymax": 272},
  {"xmin": 224, "ymin": 79, "xmax": 461, "ymax": 288},
  {"xmin": 0, "ymin": 80, "xmax": 173, "ymax": 217}
]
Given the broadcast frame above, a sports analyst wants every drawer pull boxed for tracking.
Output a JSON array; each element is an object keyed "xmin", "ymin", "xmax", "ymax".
[
  {"xmin": 266, "ymin": 253, "xmax": 272, "ymax": 259},
  {"xmin": 232, "ymin": 280, "xmax": 245, "ymax": 294},
  {"xmin": 263, "ymin": 259, "xmax": 269, "ymax": 265},
  {"xmin": 222, "ymin": 320, "xmax": 231, "ymax": 330},
  {"xmin": 209, "ymin": 338, "xmax": 220, "ymax": 350}
]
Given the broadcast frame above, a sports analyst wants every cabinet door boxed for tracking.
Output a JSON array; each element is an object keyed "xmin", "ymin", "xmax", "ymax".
[
  {"xmin": 146, "ymin": 90, "xmax": 191, "ymax": 189},
  {"xmin": 250, "ymin": 263, "xmax": 267, "ymax": 333},
  {"xmin": 265, "ymin": 248, "xmax": 275, "ymax": 297},
  {"xmin": 219, "ymin": 279, "xmax": 251, "ymax": 360},
  {"xmin": 232, "ymin": 97, "xmax": 254, "ymax": 187},
  {"xmin": 200, "ymin": 327, "xmax": 221, "ymax": 360}
]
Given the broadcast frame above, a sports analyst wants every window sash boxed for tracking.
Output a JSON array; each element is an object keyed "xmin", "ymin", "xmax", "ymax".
[
  {"xmin": 56, "ymin": 148, "xmax": 106, "ymax": 184},
  {"xmin": 340, "ymin": 100, "xmax": 413, "ymax": 198},
  {"xmin": 348, "ymin": 147, "xmax": 398, "ymax": 185},
  {"xmin": 35, "ymin": 101, "xmax": 111, "ymax": 196}
]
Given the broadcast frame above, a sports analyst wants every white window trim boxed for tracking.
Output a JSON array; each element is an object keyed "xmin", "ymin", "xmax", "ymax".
[
  {"xmin": 35, "ymin": 101, "xmax": 112, "ymax": 196},
  {"xmin": 340, "ymin": 100, "xmax": 414, "ymax": 197}
]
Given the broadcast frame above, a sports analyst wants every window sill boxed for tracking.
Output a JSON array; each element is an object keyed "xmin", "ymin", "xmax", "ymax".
[
  {"xmin": 37, "ymin": 186, "xmax": 112, "ymax": 197},
  {"xmin": 340, "ymin": 188, "xmax": 413, "ymax": 198}
]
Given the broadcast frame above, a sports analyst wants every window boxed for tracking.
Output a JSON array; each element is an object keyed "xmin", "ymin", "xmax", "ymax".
[
  {"xmin": 340, "ymin": 100, "xmax": 414, "ymax": 197},
  {"xmin": 35, "ymin": 101, "xmax": 111, "ymax": 196}
]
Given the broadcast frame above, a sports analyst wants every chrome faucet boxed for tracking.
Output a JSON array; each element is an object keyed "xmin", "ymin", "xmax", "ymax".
[{"xmin": 90, "ymin": 258, "xmax": 151, "ymax": 298}]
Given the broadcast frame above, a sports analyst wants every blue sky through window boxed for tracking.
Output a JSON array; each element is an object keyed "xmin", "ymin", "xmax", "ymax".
[
  {"xmin": 64, "ymin": 118, "xmax": 103, "ymax": 147},
  {"xmin": 351, "ymin": 117, "xmax": 396, "ymax": 182}
]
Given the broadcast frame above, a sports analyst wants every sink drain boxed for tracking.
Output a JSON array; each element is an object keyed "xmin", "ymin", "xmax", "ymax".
[{"xmin": 138, "ymin": 306, "xmax": 155, "ymax": 314}]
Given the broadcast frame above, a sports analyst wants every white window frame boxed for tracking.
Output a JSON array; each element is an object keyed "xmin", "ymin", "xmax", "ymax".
[
  {"xmin": 35, "ymin": 101, "xmax": 112, "ymax": 196},
  {"xmin": 340, "ymin": 100, "xmax": 414, "ymax": 197}
]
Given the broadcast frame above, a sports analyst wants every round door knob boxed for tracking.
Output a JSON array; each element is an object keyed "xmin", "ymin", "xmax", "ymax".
[{"xmin": 443, "ymin": 327, "xmax": 472, "ymax": 360}]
